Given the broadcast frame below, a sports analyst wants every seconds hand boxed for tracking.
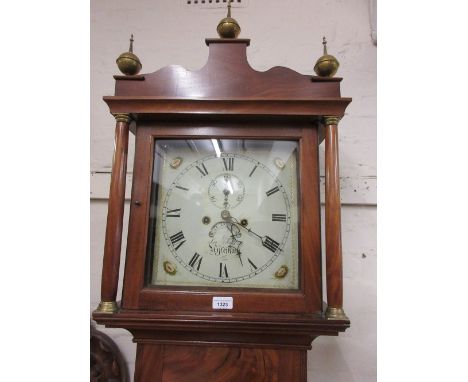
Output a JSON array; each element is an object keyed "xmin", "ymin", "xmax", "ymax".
[{"xmin": 223, "ymin": 188, "xmax": 230, "ymax": 209}]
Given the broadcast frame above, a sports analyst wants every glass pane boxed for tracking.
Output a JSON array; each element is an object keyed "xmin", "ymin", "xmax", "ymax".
[{"xmin": 146, "ymin": 139, "xmax": 300, "ymax": 290}]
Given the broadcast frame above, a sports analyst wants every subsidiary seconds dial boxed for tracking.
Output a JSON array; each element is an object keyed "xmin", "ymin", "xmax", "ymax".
[
  {"xmin": 161, "ymin": 153, "xmax": 292, "ymax": 284},
  {"xmin": 208, "ymin": 173, "xmax": 245, "ymax": 209}
]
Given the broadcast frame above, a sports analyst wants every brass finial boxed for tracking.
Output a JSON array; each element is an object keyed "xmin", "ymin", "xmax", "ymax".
[
  {"xmin": 129, "ymin": 34, "xmax": 134, "ymax": 52},
  {"xmin": 116, "ymin": 34, "xmax": 142, "ymax": 76},
  {"xmin": 314, "ymin": 36, "xmax": 340, "ymax": 77},
  {"xmin": 322, "ymin": 36, "xmax": 328, "ymax": 54},
  {"xmin": 217, "ymin": 0, "xmax": 241, "ymax": 39}
]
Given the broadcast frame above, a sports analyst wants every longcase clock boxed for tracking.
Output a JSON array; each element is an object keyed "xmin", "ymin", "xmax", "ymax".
[{"xmin": 93, "ymin": 8, "xmax": 352, "ymax": 381}]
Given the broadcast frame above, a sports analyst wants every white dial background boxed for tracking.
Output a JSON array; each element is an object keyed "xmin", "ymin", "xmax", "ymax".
[{"xmin": 150, "ymin": 140, "xmax": 299, "ymax": 289}]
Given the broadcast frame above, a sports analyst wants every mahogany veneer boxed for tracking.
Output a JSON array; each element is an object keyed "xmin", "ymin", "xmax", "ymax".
[{"xmin": 93, "ymin": 38, "xmax": 351, "ymax": 382}]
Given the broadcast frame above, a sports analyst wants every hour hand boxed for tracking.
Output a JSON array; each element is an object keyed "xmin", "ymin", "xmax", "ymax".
[{"xmin": 227, "ymin": 223, "xmax": 243, "ymax": 266}]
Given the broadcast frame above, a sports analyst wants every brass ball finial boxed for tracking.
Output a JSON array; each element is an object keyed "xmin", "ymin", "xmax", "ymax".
[
  {"xmin": 314, "ymin": 37, "xmax": 340, "ymax": 77},
  {"xmin": 116, "ymin": 34, "xmax": 142, "ymax": 76},
  {"xmin": 217, "ymin": 0, "xmax": 241, "ymax": 38}
]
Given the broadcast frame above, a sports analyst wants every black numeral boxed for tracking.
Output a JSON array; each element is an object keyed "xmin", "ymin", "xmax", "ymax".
[
  {"xmin": 223, "ymin": 157, "xmax": 234, "ymax": 171},
  {"xmin": 196, "ymin": 163, "xmax": 209, "ymax": 177},
  {"xmin": 272, "ymin": 213, "xmax": 286, "ymax": 222},
  {"xmin": 266, "ymin": 186, "xmax": 280, "ymax": 197},
  {"xmin": 262, "ymin": 236, "xmax": 280, "ymax": 253},
  {"xmin": 166, "ymin": 208, "xmax": 181, "ymax": 217},
  {"xmin": 170, "ymin": 231, "xmax": 186, "ymax": 250},
  {"xmin": 175, "ymin": 185, "xmax": 189, "ymax": 191},
  {"xmin": 248, "ymin": 258, "xmax": 258, "ymax": 271},
  {"xmin": 249, "ymin": 165, "xmax": 257, "ymax": 177},
  {"xmin": 219, "ymin": 263, "xmax": 229, "ymax": 278},
  {"xmin": 188, "ymin": 252, "xmax": 203, "ymax": 271}
]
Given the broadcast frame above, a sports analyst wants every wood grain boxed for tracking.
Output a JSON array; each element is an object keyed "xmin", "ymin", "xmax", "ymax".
[
  {"xmin": 162, "ymin": 345, "xmax": 305, "ymax": 382},
  {"xmin": 103, "ymin": 97, "xmax": 352, "ymax": 119},
  {"xmin": 325, "ymin": 122, "xmax": 343, "ymax": 308},
  {"xmin": 133, "ymin": 344, "xmax": 306, "ymax": 382},
  {"xmin": 93, "ymin": 309, "xmax": 349, "ymax": 351},
  {"xmin": 105, "ymin": 39, "xmax": 351, "ymax": 120},
  {"xmin": 113, "ymin": 39, "xmax": 341, "ymax": 99},
  {"xmin": 93, "ymin": 37, "xmax": 352, "ymax": 382},
  {"xmin": 100, "ymin": 119, "xmax": 129, "ymax": 304},
  {"xmin": 299, "ymin": 127, "xmax": 323, "ymax": 312},
  {"xmin": 121, "ymin": 123, "xmax": 322, "ymax": 314},
  {"xmin": 134, "ymin": 343, "xmax": 163, "ymax": 382},
  {"xmin": 120, "ymin": 122, "xmax": 152, "ymax": 309}
]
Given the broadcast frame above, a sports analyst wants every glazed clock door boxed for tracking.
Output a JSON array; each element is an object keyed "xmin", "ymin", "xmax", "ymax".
[
  {"xmin": 147, "ymin": 139, "xmax": 300, "ymax": 290},
  {"xmin": 122, "ymin": 124, "xmax": 323, "ymax": 314}
]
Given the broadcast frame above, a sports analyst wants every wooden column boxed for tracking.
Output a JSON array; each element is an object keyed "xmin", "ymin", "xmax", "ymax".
[
  {"xmin": 324, "ymin": 116, "xmax": 348, "ymax": 320},
  {"xmin": 96, "ymin": 113, "xmax": 131, "ymax": 313}
]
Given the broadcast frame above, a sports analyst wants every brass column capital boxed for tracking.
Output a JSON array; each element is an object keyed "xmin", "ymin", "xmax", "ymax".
[
  {"xmin": 112, "ymin": 113, "xmax": 132, "ymax": 123},
  {"xmin": 324, "ymin": 116, "xmax": 340, "ymax": 126}
]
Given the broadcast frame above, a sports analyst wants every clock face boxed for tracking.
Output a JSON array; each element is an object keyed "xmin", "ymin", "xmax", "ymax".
[{"xmin": 147, "ymin": 139, "xmax": 299, "ymax": 289}]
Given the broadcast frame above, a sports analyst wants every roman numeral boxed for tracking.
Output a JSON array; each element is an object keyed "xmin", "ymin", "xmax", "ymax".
[
  {"xmin": 175, "ymin": 185, "xmax": 189, "ymax": 191},
  {"xmin": 188, "ymin": 252, "xmax": 203, "ymax": 271},
  {"xmin": 248, "ymin": 258, "xmax": 258, "ymax": 271},
  {"xmin": 249, "ymin": 165, "xmax": 257, "ymax": 177},
  {"xmin": 219, "ymin": 263, "xmax": 229, "ymax": 278},
  {"xmin": 195, "ymin": 163, "xmax": 209, "ymax": 177},
  {"xmin": 166, "ymin": 208, "xmax": 181, "ymax": 217},
  {"xmin": 223, "ymin": 157, "xmax": 234, "ymax": 171},
  {"xmin": 262, "ymin": 236, "xmax": 280, "ymax": 253},
  {"xmin": 272, "ymin": 213, "xmax": 286, "ymax": 222},
  {"xmin": 266, "ymin": 186, "xmax": 280, "ymax": 197},
  {"xmin": 170, "ymin": 231, "xmax": 186, "ymax": 250}
]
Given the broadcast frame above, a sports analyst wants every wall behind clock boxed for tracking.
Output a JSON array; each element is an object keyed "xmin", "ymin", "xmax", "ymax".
[{"xmin": 90, "ymin": 0, "xmax": 376, "ymax": 381}]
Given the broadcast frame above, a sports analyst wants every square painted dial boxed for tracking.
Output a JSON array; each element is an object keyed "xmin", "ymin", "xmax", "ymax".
[{"xmin": 146, "ymin": 139, "xmax": 300, "ymax": 289}]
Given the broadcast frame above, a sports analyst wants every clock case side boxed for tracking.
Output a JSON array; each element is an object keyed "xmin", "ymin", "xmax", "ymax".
[{"xmin": 121, "ymin": 122, "xmax": 322, "ymax": 314}]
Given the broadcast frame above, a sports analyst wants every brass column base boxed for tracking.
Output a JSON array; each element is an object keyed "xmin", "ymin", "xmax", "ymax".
[
  {"xmin": 96, "ymin": 301, "xmax": 119, "ymax": 314},
  {"xmin": 326, "ymin": 307, "xmax": 349, "ymax": 320}
]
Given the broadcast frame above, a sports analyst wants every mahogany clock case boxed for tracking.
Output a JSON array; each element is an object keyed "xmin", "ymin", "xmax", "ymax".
[
  {"xmin": 122, "ymin": 121, "xmax": 323, "ymax": 315},
  {"xmin": 93, "ymin": 38, "xmax": 351, "ymax": 382}
]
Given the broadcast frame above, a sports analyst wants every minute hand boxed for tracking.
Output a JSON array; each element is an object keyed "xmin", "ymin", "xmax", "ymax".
[{"xmin": 230, "ymin": 216, "xmax": 280, "ymax": 253}]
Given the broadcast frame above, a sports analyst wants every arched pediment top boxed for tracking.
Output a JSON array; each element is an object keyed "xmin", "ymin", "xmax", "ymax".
[{"xmin": 113, "ymin": 39, "xmax": 343, "ymax": 100}]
